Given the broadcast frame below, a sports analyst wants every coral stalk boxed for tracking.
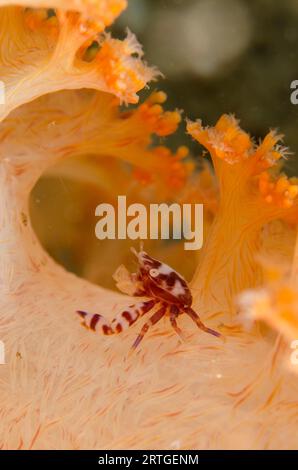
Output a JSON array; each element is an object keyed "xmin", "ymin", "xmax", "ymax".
[{"xmin": 187, "ymin": 115, "xmax": 298, "ymax": 317}]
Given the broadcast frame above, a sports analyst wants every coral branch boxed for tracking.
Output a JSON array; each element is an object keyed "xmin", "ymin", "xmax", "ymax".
[
  {"xmin": 0, "ymin": 5, "xmax": 153, "ymax": 122},
  {"xmin": 187, "ymin": 115, "xmax": 298, "ymax": 316}
]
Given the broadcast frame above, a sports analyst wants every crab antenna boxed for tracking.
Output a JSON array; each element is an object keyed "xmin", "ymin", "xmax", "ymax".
[{"xmin": 131, "ymin": 242, "xmax": 144, "ymax": 259}]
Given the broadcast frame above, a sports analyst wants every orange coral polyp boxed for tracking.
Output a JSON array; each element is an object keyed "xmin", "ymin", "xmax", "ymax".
[
  {"xmin": 94, "ymin": 34, "xmax": 156, "ymax": 103},
  {"xmin": 253, "ymin": 131, "xmax": 284, "ymax": 165},
  {"xmin": 187, "ymin": 115, "xmax": 253, "ymax": 164},
  {"xmin": 136, "ymin": 93, "xmax": 181, "ymax": 137},
  {"xmin": 131, "ymin": 145, "xmax": 190, "ymax": 192},
  {"xmin": 258, "ymin": 172, "xmax": 298, "ymax": 209},
  {"xmin": 187, "ymin": 115, "xmax": 298, "ymax": 216},
  {"xmin": 187, "ymin": 115, "xmax": 288, "ymax": 172}
]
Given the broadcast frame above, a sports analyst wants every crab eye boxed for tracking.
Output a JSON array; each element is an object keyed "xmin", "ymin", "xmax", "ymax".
[{"xmin": 149, "ymin": 269, "xmax": 159, "ymax": 278}]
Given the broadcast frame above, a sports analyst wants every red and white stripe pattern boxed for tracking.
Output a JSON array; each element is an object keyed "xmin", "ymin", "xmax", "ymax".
[
  {"xmin": 135, "ymin": 250, "xmax": 193, "ymax": 307},
  {"xmin": 77, "ymin": 299, "xmax": 156, "ymax": 336},
  {"xmin": 76, "ymin": 248, "xmax": 221, "ymax": 349}
]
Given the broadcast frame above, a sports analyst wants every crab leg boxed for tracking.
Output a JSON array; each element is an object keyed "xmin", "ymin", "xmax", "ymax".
[
  {"xmin": 77, "ymin": 299, "xmax": 156, "ymax": 336},
  {"xmin": 131, "ymin": 303, "xmax": 167, "ymax": 350},
  {"xmin": 185, "ymin": 307, "xmax": 221, "ymax": 338},
  {"xmin": 169, "ymin": 305, "xmax": 186, "ymax": 341}
]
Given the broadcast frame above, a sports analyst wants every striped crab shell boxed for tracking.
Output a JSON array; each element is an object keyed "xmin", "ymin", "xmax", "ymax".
[{"xmin": 131, "ymin": 248, "xmax": 193, "ymax": 307}]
